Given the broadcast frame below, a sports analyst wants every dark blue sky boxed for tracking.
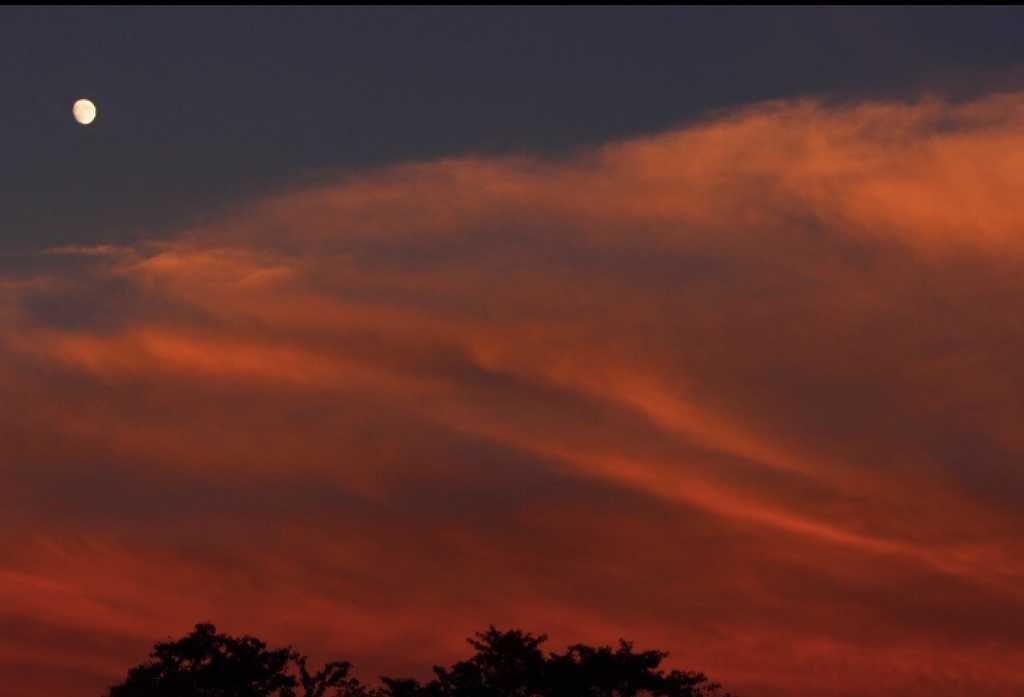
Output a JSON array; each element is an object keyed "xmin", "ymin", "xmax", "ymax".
[{"xmin": 3, "ymin": 6, "xmax": 1024, "ymax": 249}]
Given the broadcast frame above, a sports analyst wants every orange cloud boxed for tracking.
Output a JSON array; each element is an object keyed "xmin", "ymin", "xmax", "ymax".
[{"xmin": 3, "ymin": 92, "xmax": 1024, "ymax": 697}]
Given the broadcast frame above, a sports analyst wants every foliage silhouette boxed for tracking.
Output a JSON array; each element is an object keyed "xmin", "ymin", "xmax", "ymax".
[
  {"xmin": 105, "ymin": 623, "xmax": 364, "ymax": 697},
  {"xmin": 384, "ymin": 626, "xmax": 731, "ymax": 697},
  {"xmin": 106, "ymin": 623, "xmax": 732, "ymax": 697}
]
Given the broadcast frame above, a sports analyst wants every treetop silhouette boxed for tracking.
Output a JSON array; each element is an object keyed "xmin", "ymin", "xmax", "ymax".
[
  {"xmin": 105, "ymin": 623, "xmax": 733, "ymax": 697},
  {"xmin": 105, "ymin": 623, "xmax": 357, "ymax": 697}
]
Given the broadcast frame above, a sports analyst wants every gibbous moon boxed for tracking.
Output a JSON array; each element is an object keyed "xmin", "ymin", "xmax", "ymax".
[{"xmin": 73, "ymin": 99, "xmax": 96, "ymax": 125}]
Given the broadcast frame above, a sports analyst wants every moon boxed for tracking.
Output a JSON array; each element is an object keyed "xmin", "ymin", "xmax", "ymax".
[{"xmin": 73, "ymin": 99, "xmax": 96, "ymax": 125}]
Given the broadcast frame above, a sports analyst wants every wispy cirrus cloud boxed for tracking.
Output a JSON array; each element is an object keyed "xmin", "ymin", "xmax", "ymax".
[{"xmin": 2, "ymin": 93, "xmax": 1024, "ymax": 697}]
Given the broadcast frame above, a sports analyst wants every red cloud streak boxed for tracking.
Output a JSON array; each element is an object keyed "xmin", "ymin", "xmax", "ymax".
[{"xmin": 3, "ymin": 93, "xmax": 1024, "ymax": 696}]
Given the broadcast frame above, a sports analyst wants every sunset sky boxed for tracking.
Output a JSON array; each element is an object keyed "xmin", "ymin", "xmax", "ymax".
[{"xmin": 4, "ymin": 8, "xmax": 1024, "ymax": 697}]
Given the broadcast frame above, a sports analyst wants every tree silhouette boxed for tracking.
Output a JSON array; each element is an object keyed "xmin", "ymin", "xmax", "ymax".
[
  {"xmin": 545, "ymin": 639, "xmax": 724, "ymax": 697},
  {"xmin": 106, "ymin": 624, "xmax": 732, "ymax": 697},
  {"xmin": 105, "ymin": 623, "xmax": 364, "ymax": 697},
  {"xmin": 429, "ymin": 627, "xmax": 548, "ymax": 697},
  {"xmin": 381, "ymin": 626, "xmax": 731, "ymax": 697}
]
